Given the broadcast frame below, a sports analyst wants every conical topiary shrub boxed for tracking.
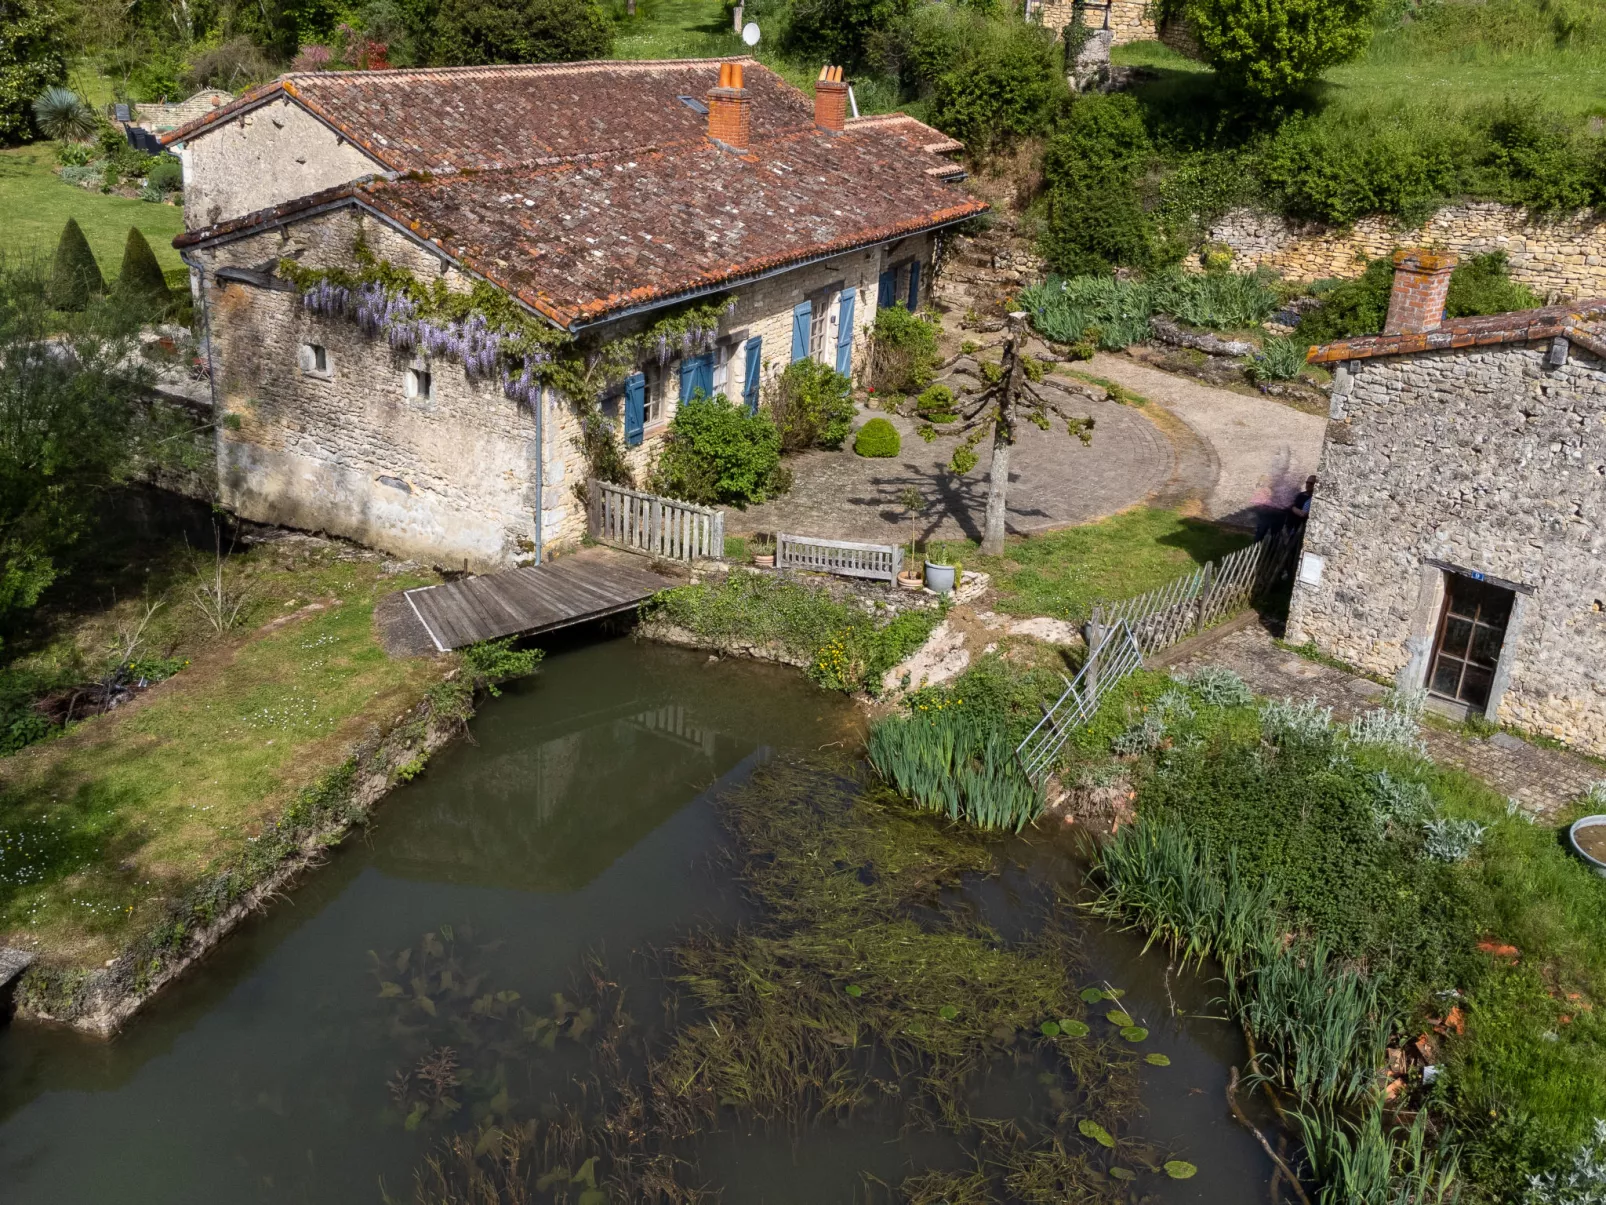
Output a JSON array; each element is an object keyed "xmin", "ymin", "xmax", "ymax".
[
  {"xmin": 117, "ymin": 226, "xmax": 172, "ymax": 313},
  {"xmin": 48, "ymin": 218, "xmax": 105, "ymax": 310}
]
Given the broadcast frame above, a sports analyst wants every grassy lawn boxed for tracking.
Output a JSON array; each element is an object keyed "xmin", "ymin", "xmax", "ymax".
[
  {"xmin": 0, "ymin": 145, "xmax": 186, "ymax": 281},
  {"xmin": 0, "ymin": 537, "xmax": 449, "ymax": 969},
  {"xmin": 1114, "ymin": 9, "xmax": 1606, "ymax": 123},
  {"xmin": 965, "ymin": 506, "xmax": 1252, "ymax": 621}
]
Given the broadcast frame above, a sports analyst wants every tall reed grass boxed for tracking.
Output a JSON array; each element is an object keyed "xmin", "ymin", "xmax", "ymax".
[
  {"xmin": 1019, "ymin": 269, "xmax": 1282, "ymax": 350},
  {"xmin": 867, "ymin": 707, "xmax": 1042, "ymax": 832}
]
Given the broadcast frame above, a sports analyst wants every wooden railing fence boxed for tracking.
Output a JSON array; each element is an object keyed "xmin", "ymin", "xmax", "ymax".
[
  {"xmin": 588, "ymin": 479, "xmax": 724, "ymax": 562},
  {"xmin": 776, "ymin": 534, "xmax": 902, "ymax": 584},
  {"xmin": 1090, "ymin": 527, "xmax": 1301, "ymax": 658}
]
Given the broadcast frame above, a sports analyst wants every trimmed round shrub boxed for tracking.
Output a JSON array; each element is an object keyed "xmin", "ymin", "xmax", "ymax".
[
  {"xmin": 854, "ymin": 417, "xmax": 901, "ymax": 458},
  {"xmin": 916, "ymin": 383, "xmax": 957, "ymax": 422}
]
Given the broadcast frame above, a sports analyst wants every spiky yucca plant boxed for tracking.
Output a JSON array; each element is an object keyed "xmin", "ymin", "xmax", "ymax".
[{"xmin": 32, "ymin": 86, "xmax": 98, "ymax": 143}]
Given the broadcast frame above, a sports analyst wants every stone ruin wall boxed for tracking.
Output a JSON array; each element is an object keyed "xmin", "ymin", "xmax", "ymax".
[
  {"xmin": 1286, "ymin": 341, "xmax": 1606, "ymax": 754},
  {"xmin": 1207, "ymin": 203, "xmax": 1606, "ymax": 302},
  {"xmin": 1037, "ymin": 0, "xmax": 1157, "ymax": 45}
]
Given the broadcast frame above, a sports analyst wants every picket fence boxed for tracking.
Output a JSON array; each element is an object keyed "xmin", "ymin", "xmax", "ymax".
[
  {"xmin": 588, "ymin": 479, "xmax": 724, "ymax": 562},
  {"xmin": 776, "ymin": 534, "xmax": 903, "ymax": 584}
]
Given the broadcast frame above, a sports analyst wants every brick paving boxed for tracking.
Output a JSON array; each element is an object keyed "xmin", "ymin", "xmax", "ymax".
[{"xmin": 1172, "ymin": 621, "xmax": 1600, "ymax": 822}]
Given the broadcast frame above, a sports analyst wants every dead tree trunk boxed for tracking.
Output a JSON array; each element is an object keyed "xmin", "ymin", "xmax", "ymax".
[{"xmin": 980, "ymin": 313, "xmax": 1028, "ymax": 556}]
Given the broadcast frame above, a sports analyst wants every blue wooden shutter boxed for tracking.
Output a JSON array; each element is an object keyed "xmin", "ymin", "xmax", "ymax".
[
  {"xmin": 742, "ymin": 335, "xmax": 762, "ymax": 412},
  {"xmin": 693, "ymin": 352, "xmax": 715, "ymax": 401},
  {"xmin": 624, "ymin": 372, "xmax": 645, "ymax": 446},
  {"xmin": 907, "ymin": 260, "xmax": 921, "ymax": 310},
  {"xmin": 678, "ymin": 357, "xmax": 696, "ymax": 406},
  {"xmin": 835, "ymin": 287, "xmax": 856, "ymax": 377},
  {"xmin": 877, "ymin": 269, "xmax": 896, "ymax": 309},
  {"xmin": 791, "ymin": 301, "xmax": 812, "ymax": 362}
]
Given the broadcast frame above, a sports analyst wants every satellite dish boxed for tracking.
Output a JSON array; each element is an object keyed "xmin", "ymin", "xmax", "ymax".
[{"xmin": 742, "ymin": 22, "xmax": 761, "ymax": 46}]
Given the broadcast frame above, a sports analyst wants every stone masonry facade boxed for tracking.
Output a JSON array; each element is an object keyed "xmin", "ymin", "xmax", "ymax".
[
  {"xmin": 1206, "ymin": 203, "xmax": 1606, "ymax": 301},
  {"xmin": 1286, "ymin": 340, "xmax": 1606, "ymax": 753},
  {"xmin": 194, "ymin": 205, "xmax": 932, "ymax": 571},
  {"xmin": 1036, "ymin": 0, "xmax": 1157, "ymax": 45}
]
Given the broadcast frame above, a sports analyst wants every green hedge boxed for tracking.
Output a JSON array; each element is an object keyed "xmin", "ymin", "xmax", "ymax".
[{"xmin": 853, "ymin": 417, "xmax": 901, "ymax": 457}]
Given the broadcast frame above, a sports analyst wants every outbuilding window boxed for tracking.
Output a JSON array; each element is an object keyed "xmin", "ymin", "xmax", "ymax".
[
  {"xmin": 405, "ymin": 367, "xmax": 433, "ymax": 401},
  {"xmin": 300, "ymin": 343, "xmax": 330, "ymax": 377}
]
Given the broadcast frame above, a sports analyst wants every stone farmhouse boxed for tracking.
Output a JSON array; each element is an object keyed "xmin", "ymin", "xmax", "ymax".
[
  {"xmin": 160, "ymin": 59, "xmax": 983, "ymax": 571},
  {"xmin": 1290, "ymin": 250, "xmax": 1606, "ymax": 753}
]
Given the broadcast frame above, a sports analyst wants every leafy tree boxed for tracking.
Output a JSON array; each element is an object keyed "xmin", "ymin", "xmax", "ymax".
[
  {"xmin": 1039, "ymin": 94, "xmax": 1159, "ymax": 275},
  {"xmin": 768, "ymin": 359, "xmax": 855, "ymax": 453},
  {"xmin": 48, "ymin": 218, "xmax": 106, "ymax": 311},
  {"xmin": 781, "ymin": 0, "xmax": 913, "ymax": 70},
  {"xmin": 116, "ymin": 226, "xmax": 173, "ymax": 314},
  {"xmin": 0, "ymin": 262, "xmax": 158, "ymax": 643},
  {"xmin": 431, "ymin": 0, "xmax": 612, "ymax": 66},
  {"xmin": 926, "ymin": 18, "xmax": 1062, "ymax": 156},
  {"xmin": 0, "ymin": 0, "xmax": 68, "ymax": 143},
  {"xmin": 1184, "ymin": 0, "xmax": 1375, "ymax": 100}
]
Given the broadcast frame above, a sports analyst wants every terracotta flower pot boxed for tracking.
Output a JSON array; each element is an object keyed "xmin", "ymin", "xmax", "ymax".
[
  {"xmin": 753, "ymin": 553, "xmax": 776, "ymax": 568},
  {"xmin": 896, "ymin": 570, "xmax": 923, "ymax": 592}
]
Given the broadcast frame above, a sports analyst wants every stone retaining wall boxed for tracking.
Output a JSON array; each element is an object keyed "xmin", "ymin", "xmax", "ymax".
[{"xmin": 1207, "ymin": 204, "xmax": 1606, "ymax": 301}]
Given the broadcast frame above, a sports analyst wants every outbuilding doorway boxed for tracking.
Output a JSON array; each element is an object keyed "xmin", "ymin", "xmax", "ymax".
[{"xmin": 1428, "ymin": 573, "xmax": 1515, "ymax": 711}]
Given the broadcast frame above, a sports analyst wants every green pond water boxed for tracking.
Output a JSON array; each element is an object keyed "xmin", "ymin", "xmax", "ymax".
[{"xmin": 0, "ymin": 637, "xmax": 1274, "ymax": 1203}]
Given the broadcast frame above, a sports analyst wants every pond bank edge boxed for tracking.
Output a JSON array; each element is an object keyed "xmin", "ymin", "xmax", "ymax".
[{"xmin": 12, "ymin": 674, "xmax": 474, "ymax": 1036}]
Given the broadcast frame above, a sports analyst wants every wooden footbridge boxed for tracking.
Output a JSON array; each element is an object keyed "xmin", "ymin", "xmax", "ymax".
[{"xmin": 399, "ymin": 482, "xmax": 719, "ymax": 651}]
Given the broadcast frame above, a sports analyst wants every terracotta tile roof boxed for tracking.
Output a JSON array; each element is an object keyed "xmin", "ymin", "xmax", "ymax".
[
  {"xmin": 1308, "ymin": 301, "xmax": 1606, "ymax": 364},
  {"xmin": 174, "ymin": 66, "xmax": 987, "ymax": 330},
  {"xmin": 845, "ymin": 113, "xmax": 965, "ymax": 162},
  {"xmin": 163, "ymin": 57, "xmax": 820, "ymax": 172}
]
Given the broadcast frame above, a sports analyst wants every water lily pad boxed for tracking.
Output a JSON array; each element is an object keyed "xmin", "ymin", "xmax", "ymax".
[
  {"xmin": 1165, "ymin": 1160, "xmax": 1198, "ymax": 1180},
  {"xmin": 1078, "ymin": 1119, "xmax": 1116, "ymax": 1148},
  {"xmin": 1080, "ymin": 987, "xmax": 1105, "ymax": 1003},
  {"xmin": 1040, "ymin": 1020, "xmax": 1061, "ymax": 1037},
  {"xmin": 939, "ymin": 1004, "xmax": 959, "ymax": 1021},
  {"xmin": 1058, "ymin": 1018, "xmax": 1090, "ymax": 1037},
  {"xmin": 1106, "ymin": 1009, "xmax": 1133, "ymax": 1027},
  {"xmin": 1145, "ymin": 1052, "xmax": 1171, "ymax": 1066},
  {"xmin": 1110, "ymin": 1167, "xmax": 1136, "ymax": 1181},
  {"xmin": 1121, "ymin": 1025, "xmax": 1149, "ymax": 1042},
  {"xmin": 845, "ymin": 984, "xmax": 863, "ymax": 998}
]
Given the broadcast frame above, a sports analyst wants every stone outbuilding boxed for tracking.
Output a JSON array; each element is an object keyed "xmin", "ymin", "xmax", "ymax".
[
  {"xmin": 1290, "ymin": 250, "xmax": 1606, "ymax": 753},
  {"xmin": 160, "ymin": 58, "xmax": 983, "ymax": 572}
]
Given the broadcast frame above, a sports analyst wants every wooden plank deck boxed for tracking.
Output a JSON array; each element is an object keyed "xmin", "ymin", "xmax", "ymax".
[{"xmin": 402, "ymin": 547, "xmax": 682, "ymax": 651}]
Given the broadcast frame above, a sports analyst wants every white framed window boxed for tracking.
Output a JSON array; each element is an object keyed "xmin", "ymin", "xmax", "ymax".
[
  {"xmin": 300, "ymin": 342, "xmax": 331, "ymax": 378},
  {"xmin": 405, "ymin": 367, "xmax": 433, "ymax": 401},
  {"xmin": 712, "ymin": 342, "xmax": 731, "ymax": 394},
  {"xmin": 644, "ymin": 365, "xmax": 666, "ymax": 426}
]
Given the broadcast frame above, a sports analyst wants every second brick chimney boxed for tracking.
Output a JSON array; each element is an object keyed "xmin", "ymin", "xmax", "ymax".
[
  {"xmin": 815, "ymin": 65, "xmax": 848, "ymax": 133},
  {"xmin": 707, "ymin": 61, "xmax": 751, "ymax": 152},
  {"xmin": 1384, "ymin": 249, "xmax": 1458, "ymax": 335}
]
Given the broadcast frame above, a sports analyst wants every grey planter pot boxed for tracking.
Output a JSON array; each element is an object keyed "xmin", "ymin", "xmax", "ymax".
[
  {"xmin": 1569, "ymin": 815, "xmax": 1606, "ymax": 877},
  {"xmin": 924, "ymin": 562, "xmax": 957, "ymax": 594}
]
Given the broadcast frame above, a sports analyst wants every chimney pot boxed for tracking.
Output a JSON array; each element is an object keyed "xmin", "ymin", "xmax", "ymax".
[
  {"xmin": 707, "ymin": 61, "xmax": 751, "ymax": 151},
  {"xmin": 814, "ymin": 64, "xmax": 848, "ymax": 133},
  {"xmin": 1384, "ymin": 248, "xmax": 1458, "ymax": 336}
]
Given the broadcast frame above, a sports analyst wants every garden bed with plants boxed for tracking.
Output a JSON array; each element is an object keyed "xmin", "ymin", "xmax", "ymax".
[{"xmin": 857, "ymin": 638, "xmax": 1606, "ymax": 1203}]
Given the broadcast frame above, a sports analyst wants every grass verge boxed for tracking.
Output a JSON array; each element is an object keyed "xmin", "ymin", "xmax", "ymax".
[{"xmin": 0, "ymin": 145, "xmax": 186, "ymax": 279}]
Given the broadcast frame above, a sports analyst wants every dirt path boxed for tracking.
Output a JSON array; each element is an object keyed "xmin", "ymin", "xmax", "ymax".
[{"xmin": 1085, "ymin": 353, "xmax": 1327, "ymax": 528}]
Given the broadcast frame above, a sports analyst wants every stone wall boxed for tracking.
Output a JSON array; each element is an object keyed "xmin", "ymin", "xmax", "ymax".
[
  {"xmin": 195, "ymin": 202, "xmax": 932, "ymax": 568},
  {"xmin": 1207, "ymin": 203, "xmax": 1606, "ymax": 301},
  {"xmin": 1037, "ymin": 0, "xmax": 1157, "ymax": 45},
  {"xmin": 175, "ymin": 95, "xmax": 382, "ymax": 229},
  {"xmin": 1286, "ymin": 340, "xmax": 1606, "ymax": 754},
  {"xmin": 131, "ymin": 90, "xmax": 233, "ymax": 134}
]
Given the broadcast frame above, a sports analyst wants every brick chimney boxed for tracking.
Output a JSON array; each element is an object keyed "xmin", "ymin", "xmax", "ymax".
[
  {"xmin": 815, "ymin": 65, "xmax": 848, "ymax": 133},
  {"xmin": 1384, "ymin": 249, "xmax": 1458, "ymax": 335},
  {"xmin": 707, "ymin": 61, "xmax": 751, "ymax": 152}
]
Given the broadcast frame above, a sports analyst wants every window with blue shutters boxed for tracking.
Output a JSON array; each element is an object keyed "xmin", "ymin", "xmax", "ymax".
[
  {"xmin": 907, "ymin": 260, "xmax": 921, "ymax": 310},
  {"xmin": 791, "ymin": 301, "xmax": 812, "ymax": 362},
  {"xmin": 835, "ymin": 287, "xmax": 856, "ymax": 377},
  {"xmin": 624, "ymin": 371, "xmax": 645, "ymax": 446},
  {"xmin": 877, "ymin": 269, "xmax": 896, "ymax": 309},
  {"xmin": 679, "ymin": 352, "xmax": 714, "ymax": 404},
  {"xmin": 742, "ymin": 335, "xmax": 762, "ymax": 412}
]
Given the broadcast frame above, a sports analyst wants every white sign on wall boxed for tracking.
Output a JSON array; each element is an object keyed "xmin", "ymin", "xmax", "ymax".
[{"xmin": 1298, "ymin": 553, "xmax": 1326, "ymax": 587}]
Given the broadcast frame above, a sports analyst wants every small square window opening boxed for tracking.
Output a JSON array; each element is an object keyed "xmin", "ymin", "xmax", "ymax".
[
  {"xmin": 301, "ymin": 343, "xmax": 329, "ymax": 375},
  {"xmin": 405, "ymin": 368, "xmax": 433, "ymax": 400}
]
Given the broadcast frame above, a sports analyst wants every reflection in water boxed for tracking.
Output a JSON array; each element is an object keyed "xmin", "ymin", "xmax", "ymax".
[{"xmin": 0, "ymin": 638, "xmax": 1271, "ymax": 1204}]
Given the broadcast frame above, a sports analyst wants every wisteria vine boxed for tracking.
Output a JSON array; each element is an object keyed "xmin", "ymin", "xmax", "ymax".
[{"xmin": 286, "ymin": 250, "xmax": 733, "ymax": 412}]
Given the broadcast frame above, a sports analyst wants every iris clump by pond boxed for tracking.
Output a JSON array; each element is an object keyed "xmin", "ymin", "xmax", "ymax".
[{"xmin": 395, "ymin": 754, "xmax": 1199, "ymax": 1203}]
